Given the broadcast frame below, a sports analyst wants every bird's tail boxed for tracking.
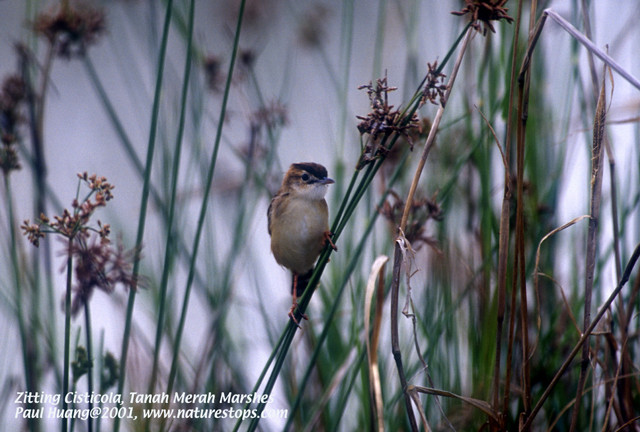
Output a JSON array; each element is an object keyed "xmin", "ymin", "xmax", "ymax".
[{"xmin": 292, "ymin": 268, "xmax": 314, "ymax": 298}]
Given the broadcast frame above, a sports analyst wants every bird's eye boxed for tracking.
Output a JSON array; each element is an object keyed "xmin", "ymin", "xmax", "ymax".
[{"xmin": 301, "ymin": 173, "xmax": 310, "ymax": 181}]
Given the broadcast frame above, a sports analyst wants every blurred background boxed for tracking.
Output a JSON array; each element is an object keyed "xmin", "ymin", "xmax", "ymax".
[{"xmin": 1, "ymin": 0, "xmax": 639, "ymax": 430}]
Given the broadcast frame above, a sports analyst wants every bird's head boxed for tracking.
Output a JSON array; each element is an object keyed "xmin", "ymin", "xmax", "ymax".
[{"xmin": 281, "ymin": 162, "xmax": 334, "ymax": 200}]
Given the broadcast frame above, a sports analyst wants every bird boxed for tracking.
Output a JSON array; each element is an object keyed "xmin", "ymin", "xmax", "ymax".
[{"xmin": 268, "ymin": 162, "xmax": 337, "ymax": 325}]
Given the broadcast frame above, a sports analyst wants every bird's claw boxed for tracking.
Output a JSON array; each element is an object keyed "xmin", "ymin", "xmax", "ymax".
[
  {"xmin": 288, "ymin": 303, "xmax": 309, "ymax": 328},
  {"xmin": 323, "ymin": 231, "xmax": 338, "ymax": 251}
]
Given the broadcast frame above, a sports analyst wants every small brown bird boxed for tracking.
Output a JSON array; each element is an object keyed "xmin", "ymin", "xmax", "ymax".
[{"xmin": 268, "ymin": 162, "xmax": 337, "ymax": 325}]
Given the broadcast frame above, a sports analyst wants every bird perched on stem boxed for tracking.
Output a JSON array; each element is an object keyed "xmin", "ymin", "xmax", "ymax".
[{"xmin": 268, "ymin": 162, "xmax": 337, "ymax": 326}]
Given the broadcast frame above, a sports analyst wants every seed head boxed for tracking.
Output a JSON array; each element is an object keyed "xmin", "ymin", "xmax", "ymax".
[{"xmin": 452, "ymin": 0, "xmax": 514, "ymax": 36}]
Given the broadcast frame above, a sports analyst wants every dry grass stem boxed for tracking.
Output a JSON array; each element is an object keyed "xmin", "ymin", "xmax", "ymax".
[
  {"xmin": 569, "ymin": 62, "xmax": 608, "ymax": 432},
  {"xmin": 399, "ymin": 26, "xmax": 473, "ymax": 232},
  {"xmin": 390, "ymin": 238, "xmax": 419, "ymax": 431},
  {"xmin": 532, "ymin": 215, "xmax": 590, "ymax": 352},
  {"xmin": 364, "ymin": 255, "xmax": 389, "ymax": 432},
  {"xmin": 413, "ymin": 385, "xmax": 500, "ymax": 423},
  {"xmin": 521, "ymin": 9, "xmax": 640, "ymax": 90},
  {"xmin": 514, "ymin": 0, "xmax": 540, "ymax": 420},
  {"xmin": 408, "ymin": 387, "xmax": 431, "ymax": 432},
  {"xmin": 497, "ymin": 0, "xmax": 524, "ymax": 419},
  {"xmin": 523, "ymin": 241, "xmax": 640, "ymax": 430}
]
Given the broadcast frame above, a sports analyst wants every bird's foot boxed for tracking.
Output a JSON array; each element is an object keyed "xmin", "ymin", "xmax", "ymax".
[
  {"xmin": 288, "ymin": 302, "xmax": 309, "ymax": 328},
  {"xmin": 323, "ymin": 231, "xmax": 338, "ymax": 251}
]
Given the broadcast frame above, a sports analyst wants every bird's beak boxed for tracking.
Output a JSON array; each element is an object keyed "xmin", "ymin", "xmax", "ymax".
[{"xmin": 319, "ymin": 177, "xmax": 335, "ymax": 185}]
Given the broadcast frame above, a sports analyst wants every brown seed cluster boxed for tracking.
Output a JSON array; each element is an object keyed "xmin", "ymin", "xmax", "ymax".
[
  {"xmin": 252, "ymin": 101, "xmax": 288, "ymax": 131},
  {"xmin": 0, "ymin": 74, "xmax": 27, "ymax": 173},
  {"xmin": 356, "ymin": 76, "xmax": 420, "ymax": 169},
  {"xmin": 203, "ymin": 55, "xmax": 223, "ymax": 92},
  {"xmin": 32, "ymin": 3, "xmax": 106, "ymax": 58},
  {"xmin": 204, "ymin": 48, "xmax": 258, "ymax": 92},
  {"xmin": 241, "ymin": 101, "xmax": 288, "ymax": 162},
  {"xmin": 22, "ymin": 172, "xmax": 137, "ymax": 316},
  {"xmin": 451, "ymin": 0, "xmax": 514, "ymax": 36},
  {"xmin": 22, "ymin": 172, "xmax": 114, "ymax": 247},
  {"xmin": 379, "ymin": 190, "xmax": 443, "ymax": 251},
  {"xmin": 67, "ymin": 235, "xmax": 137, "ymax": 316},
  {"xmin": 298, "ymin": 4, "xmax": 330, "ymax": 49},
  {"xmin": 21, "ymin": 219, "xmax": 46, "ymax": 248},
  {"xmin": 420, "ymin": 61, "xmax": 448, "ymax": 107}
]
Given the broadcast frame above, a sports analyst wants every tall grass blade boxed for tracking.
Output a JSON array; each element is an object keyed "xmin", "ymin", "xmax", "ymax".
[
  {"xmin": 113, "ymin": 1, "xmax": 174, "ymax": 430},
  {"xmin": 165, "ymin": 0, "xmax": 247, "ymax": 397},
  {"xmin": 495, "ymin": 5, "xmax": 523, "ymax": 420},
  {"xmin": 147, "ymin": 0, "xmax": 195, "ymax": 401},
  {"xmin": 364, "ymin": 255, "xmax": 388, "ymax": 432}
]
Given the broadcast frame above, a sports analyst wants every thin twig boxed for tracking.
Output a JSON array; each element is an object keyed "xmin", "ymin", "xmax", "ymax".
[
  {"xmin": 516, "ymin": 0, "xmax": 539, "ymax": 420},
  {"xmin": 601, "ymin": 337, "xmax": 629, "ymax": 432},
  {"xmin": 569, "ymin": 60, "xmax": 607, "ymax": 432},
  {"xmin": 520, "ymin": 9, "xmax": 640, "ymax": 91},
  {"xmin": 390, "ymin": 239, "xmax": 419, "ymax": 432},
  {"xmin": 579, "ymin": 11, "xmax": 629, "ymax": 422},
  {"xmin": 532, "ymin": 216, "xmax": 590, "ymax": 354},
  {"xmin": 390, "ymin": 27, "xmax": 472, "ymax": 431},
  {"xmin": 399, "ymin": 27, "xmax": 473, "ymax": 232},
  {"xmin": 498, "ymin": 0, "xmax": 523, "ymax": 422},
  {"xmin": 397, "ymin": 231, "xmax": 455, "ymax": 431},
  {"xmin": 413, "ymin": 385, "xmax": 500, "ymax": 423}
]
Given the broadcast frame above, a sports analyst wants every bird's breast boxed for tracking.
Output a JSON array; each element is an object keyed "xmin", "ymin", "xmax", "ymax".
[{"xmin": 270, "ymin": 198, "xmax": 329, "ymax": 275}]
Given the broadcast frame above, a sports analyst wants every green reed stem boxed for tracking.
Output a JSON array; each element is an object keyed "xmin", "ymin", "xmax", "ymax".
[
  {"xmin": 329, "ymin": 348, "xmax": 367, "ymax": 432},
  {"xmin": 83, "ymin": 55, "xmax": 211, "ymax": 301},
  {"xmin": 113, "ymin": 1, "xmax": 174, "ymax": 430},
  {"xmin": 244, "ymin": 147, "xmax": 409, "ymax": 432},
  {"xmin": 242, "ymin": 23, "xmax": 471, "ymax": 426},
  {"xmin": 147, "ymin": 0, "xmax": 195, "ymax": 402},
  {"xmin": 283, "ymin": 150, "xmax": 410, "ymax": 430},
  {"xmin": 84, "ymin": 301, "xmax": 94, "ymax": 432},
  {"xmin": 165, "ymin": 0, "xmax": 246, "ymax": 397},
  {"xmin": 62, "ymin": 251, "xmax": 73, "ymax": 432},
  {"xmin": 240, "ymin": 38, "xmax": 463, "ymax": 424},
  {"xmin": 5, "ymin": 175, "xmax": 39, "ymax": 432},
  {"xmin": 230, "ymin": 332, "xmax": 287, "ymax": 432}
]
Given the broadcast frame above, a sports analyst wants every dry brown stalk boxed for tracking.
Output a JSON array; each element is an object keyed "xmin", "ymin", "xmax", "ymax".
[
  {"xmin": 522, "ymin": 241, "xmax": 640, "ymax": 430},
  {"xmin": 513, "ymin": 1, "xmax": 540, "ymax": 424},
  {"xmin": 569, "ymin": 58, "xmax": 608, "ymax": 432},
  {"xmin": 399, "ymin": 27, "xmax": 473, "ymax": 232},
  {"xmin": 497, "ymin": 1, "xmax": 524, "ymax": 424},
  {"xmin": 389, "ymin": 26, "xmax": 473, "ymax": 432},
  {"xmin": 364, "ymin": 256, "xmax": 389, "ymax": 432}
]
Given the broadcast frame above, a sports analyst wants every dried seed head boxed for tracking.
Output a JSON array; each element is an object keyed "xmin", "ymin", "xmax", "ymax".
[
  {"xmin": 298, "ymin": 4, "xmax": 330, "ymax": 49},
  {"xmin": 451, "ymin": 0, "xmax": 514, "ymax": 36},
  {"xmin": 379, "ymin": 190, "xmax": 443, "ymax": 251},
  {"xmin": 66, "ymin": 236, "xmax": 138, "ymax": 317},
  {"xmin": 22, "ymin": 173, "xmax": 115, "ymax": 245},
  {"xmin": 33, "ymin": 3, "xmax": 106, "ymax": 58},
  {"xmin": 1, "ymin": 75, "xmax": 26, "ymax": 109},
  {"xmin": 356, "ymin": 75, "xmax": 420, "ymax": 169},
  {"xmin": 203, "ymin": 55, "xmax": 224, "ymax": 92},
  {"xmin": 1, "ymin": 74, "xmax": 27, "ymax": 170},
  {"xmin": 420, "ymin": 61, "xmax": 448, "ymax": 107},
  {"xmin": 21, "ymin": 220, "xmax": 46, "ymax": 247}
]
